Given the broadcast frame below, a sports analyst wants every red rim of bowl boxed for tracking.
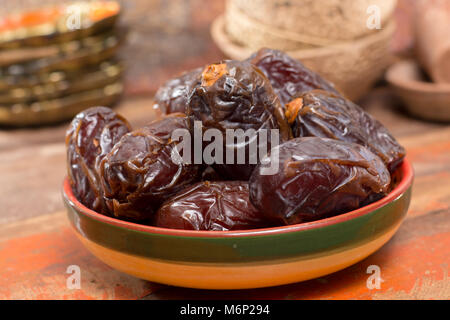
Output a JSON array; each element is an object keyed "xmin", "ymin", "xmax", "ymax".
[{"xmin": 63, "ymin": 157, "xmax": 414, "ymax": 238}]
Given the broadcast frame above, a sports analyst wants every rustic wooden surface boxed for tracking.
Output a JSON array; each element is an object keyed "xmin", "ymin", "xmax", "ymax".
[
  {"xmin": 0, "ymin": 0, "xmax": 449, "ymax": 300},
  {"xmin": 0, "ymin": 88, "xmax": 449, "ymax": 300}
]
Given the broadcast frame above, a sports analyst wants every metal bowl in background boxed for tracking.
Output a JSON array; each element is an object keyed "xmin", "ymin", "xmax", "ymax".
[{"xmin": 0, "ymin": 1, "xmax": 124, "ymax": 127}]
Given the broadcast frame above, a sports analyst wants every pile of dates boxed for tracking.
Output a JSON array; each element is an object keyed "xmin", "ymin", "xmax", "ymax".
[{"xmin": 66, "ymin": 48, "xmax": 405, "ymax": 231}]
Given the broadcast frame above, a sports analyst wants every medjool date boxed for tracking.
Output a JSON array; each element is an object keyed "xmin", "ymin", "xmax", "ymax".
[
  {"xmin": 201, "ymin": 166, "xmax": 224, "ymax": 182},
  {"xmin": 153, "ymin": 67, "xmax": 202, "ymax": 114},
  {"xmin": 286, "ymin": 90, "xmax": 406, "ymax": 173},
  {"xmin": 99, "ymin": 113, "xmax": 202, "ymax": 220},
  {"xmin": 65, "ymin": 106, "xmax": 131, "ymax": 213},
  {"xmin": 187, "ymin": 60, "xmax": 292, "ymax": 180},
  {"xmin": 155, "ymin": 181, "xmax": 271, "ymax": 231},
  {"xmin": 249, "ymin": 137, "xmax": 391, "ymax": 225},
  {"xmin": 247, "ymin": 48, "xmax": 339, "ymax": 106}
]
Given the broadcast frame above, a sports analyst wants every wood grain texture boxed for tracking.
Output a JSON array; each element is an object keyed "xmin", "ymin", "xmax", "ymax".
[
  {"xmin": 0, "ymin": 91, "xmax": 449, "ymax": 300},
  {"xmin": 0, "ymin": 212, "xmax": 159, "ymax": 300}
]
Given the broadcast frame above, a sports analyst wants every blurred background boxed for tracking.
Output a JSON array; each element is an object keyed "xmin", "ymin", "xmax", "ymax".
[
  {"xmin": 0, "ymin": 0, "xmax": 449, "ymax": 300},
  {"xmin": 1, "ymin": 0, "xmax": 446, "ymax": 125},
  {"xmin": 0, "ymin": 0, "xmax": 428, "ymax": 128},
  {"xmin": 0, "ymin": 0, "xmax": 447, "ymax": 128}
]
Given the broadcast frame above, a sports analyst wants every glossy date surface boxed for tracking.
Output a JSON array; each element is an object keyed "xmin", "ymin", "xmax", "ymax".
[
  {"xmin": 99, "ymin": 113, "xmax": 202, "ymax": 220},
  {"xmin": 154, "ymin": 181, "xmax": 271, "ymax": 231},
  {"xmin": 153, "ymin": 67, "xmax": 202, "ymax": 114},
  {"xmin": 249, "ymin": 137, "xmax": 391, "ymax": 225},
  {"xmin": 66, "ymin": 48, "xmax": 407, "ymax": 231},
  {"xmin": 247, "ymin": 48, "xmax": 339, "ymax": 106},
  {"xmin": 65, "ymin": 106, "xmax": 131, "ymax": 213},
  {"xmin": 287, "ymin": 90, "xmax": 406, "ymax": 173},
  {"xmin": 187, "ymin": 60, "xmax": 292, "ymax": 180}
]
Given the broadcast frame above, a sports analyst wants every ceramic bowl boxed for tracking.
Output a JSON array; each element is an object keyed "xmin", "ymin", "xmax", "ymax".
[
  {"xmin": 62, "ymin": 158, "xmax": 414, "ymax": 290},
  {"xmin": 386, "ymin": 60, "xmax": 450, "ymax": 122}
]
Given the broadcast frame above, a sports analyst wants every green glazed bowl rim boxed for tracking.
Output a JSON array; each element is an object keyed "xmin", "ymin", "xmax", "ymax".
[{"xmin": 62, "ymin": 157, "xmax": 414, "ymax": 238}]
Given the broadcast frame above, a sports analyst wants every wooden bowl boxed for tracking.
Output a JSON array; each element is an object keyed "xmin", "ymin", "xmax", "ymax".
[
  {"xmin": 386, "ymin": 60, "xmax": 450, "ymax": 122},
  {"xmin": 212, "ymin": 16, "xmax": 396, "ymax": 101},
  {"xmin": 62, "ymin": 159, "xmax": 413, "ymax": 290},
  {"xmin": 227, "ymin": 0, "xmax": 397, "ymax": 44}
]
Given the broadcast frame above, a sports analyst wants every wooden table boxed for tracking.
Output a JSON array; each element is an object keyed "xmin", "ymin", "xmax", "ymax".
[
  {"xmin": 0, "ymin": 0, "xmax": 448, "ymax": 300},
  {"xmin": 0, "ymin": 89, "xmax": 449, "ymax": 300}
]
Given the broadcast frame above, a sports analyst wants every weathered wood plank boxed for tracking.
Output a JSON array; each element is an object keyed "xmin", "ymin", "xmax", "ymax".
[
  {"xmin": 2, "ymin": 0, "xmax": 448, "ymax": 301},
  {"xmin": 0, "ymin": 211, "xmax": 159, "ymax": 300},
  {"xmin": 0, "ymin": 143, "xmax": 66, "ymax": 225},
  {"xmin": 142, "ymin": 209, "xmax": 450, "ymax": 300},
  {"xmin": 0, "ymin": 207, "xmax": 448, "ymax": 300}
]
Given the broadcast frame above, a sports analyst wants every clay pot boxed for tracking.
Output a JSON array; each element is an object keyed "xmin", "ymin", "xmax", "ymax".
[
  {"xmin": 414, "ymin": 0, "xmax": 450, "ymax": 84},
  {"xmin": 225, "ymin": 0, "xmax": 397, "ymax": 50},
  {"xmin": 386, "ymin": 60, "xmax": 450, "ymax": 122}
]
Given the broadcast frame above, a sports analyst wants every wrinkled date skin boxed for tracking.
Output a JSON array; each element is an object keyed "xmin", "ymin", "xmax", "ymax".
[
  {"xmin": 287, "ymin": 90, "xmax": 406, "ymax": 173},
  {"xmin": 155, "ymin": 181, "xmax": 272, "ymax": 231},
  {"xmin": 187, "ymin": 60, "xmax": 292, "ymax": 180},
  {"xmin": 247, "ymin": 48, "xmax": 339, "ymax": 106},
  {"xmin": 201, "ymin": 166, "xmax": 224, "ymax": 182},
  {"xmin": 153, "ymin": 67, "xmax": 202, "ymax": 114},
  {"xmin": 99, "ymin": 113, "xmax": 202, "ymax": 221},
  {"xmin": 65, "ymin": 106, "xmax": 131, "ymax": 214},
  {"xmin": 249, "ymin": 137, "xmax": 391, "ymax": 225}
]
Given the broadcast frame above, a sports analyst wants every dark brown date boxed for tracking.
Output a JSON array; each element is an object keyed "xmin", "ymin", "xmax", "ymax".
[
  {"xmin": 186, "ymin": 60, "xmax": 292, "ymax": 180},
  {"xmin": 154, "ymin": 181, "xmax": 271, "ymax": 231},
  {"xmin": 201, "ymin": 166, "xmax": 224, "ymax": 182},
  {"xmin": 249, "ymin": 137, "xmax": 391, "ymax": 225},
  {"xmin": 65, "ymin": 106, "xmax": 131, "ymax": 213},
  {"xmin": 153, "ymin": 67, "xmax": 202, "ymax": 114},
  {"xmin": 99, "ymin": 113, "xmax": 202, "ymax": 220},
  {"xmin": 286, "ymin": 90, "xmax": 406, "ymax": 173},
  {"xmin": 247, "ymin": 48, "xmax": 340, "ymax": 106}
]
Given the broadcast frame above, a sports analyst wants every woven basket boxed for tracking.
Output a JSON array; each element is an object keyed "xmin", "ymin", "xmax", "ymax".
[
  {"xmin": 228, "ymin": 0, "xmax": 397, "ymax": 47},
  {"xmin": 212, "ymin": 15, "xmax": 395, "ymax": 101},
  {"xmin": 225, "ymin": 0, "xmax": 319, "ymax": 51}
]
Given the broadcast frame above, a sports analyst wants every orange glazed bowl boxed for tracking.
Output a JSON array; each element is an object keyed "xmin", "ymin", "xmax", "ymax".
[{"xmin": 63, "ymin": 158, "xmax": 414, "ymax": 290}]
